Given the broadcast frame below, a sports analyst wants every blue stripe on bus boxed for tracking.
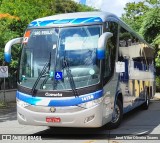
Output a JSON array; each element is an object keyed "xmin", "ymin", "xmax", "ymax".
[
  {"xmin": 4, "ymin": 53, "xmax": 11, "ymax": 63},
  {"xmin": 16, "ymin": 91, "xmax": 42, "ymax": 105},
  {"xmin": 16, "ymin": 90, "xmax": 103, "ymax": 107},
  {"xmin": 97, "ymin": 49, "xmax": 105, "ymax": 59},
  {"xmin": 28, "ymin": 17, "xmax": 102, "ymax": 27},
  {"xmin": 38, "ymin": 20, "xmax": 57, "ymax": 26},
  {"xmin": 53, "ymin": 19, "xmax": 74, "ymax": 24}
]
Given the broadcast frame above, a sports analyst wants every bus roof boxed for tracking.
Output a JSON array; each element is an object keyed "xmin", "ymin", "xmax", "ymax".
[
  {"xmin": 28, "ymin": 11, "xmax": 118, "ymax": 27},
  {"xmin": 27, "ymin": 11, "xmax": 153, "ymax": 48}
]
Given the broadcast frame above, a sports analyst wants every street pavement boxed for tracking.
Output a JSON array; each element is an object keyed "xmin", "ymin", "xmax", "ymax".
[{"xmin": 0, "ymin": 95, "xmax": 160, "ymax": 143}]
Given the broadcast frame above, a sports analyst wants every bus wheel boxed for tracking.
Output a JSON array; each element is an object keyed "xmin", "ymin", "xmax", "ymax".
[
  {"xmin": 108, "ymin": 99, "xmax": 123, "ymax": 129},
  {"xmin": 142, "ymin": 90, "xmax": 150, "ymax": 110}
]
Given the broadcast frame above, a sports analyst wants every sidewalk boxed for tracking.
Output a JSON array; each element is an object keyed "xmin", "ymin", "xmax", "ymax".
[{"xmin": 154, "ymin": 93, "xmax": 160, "ymax": 100}]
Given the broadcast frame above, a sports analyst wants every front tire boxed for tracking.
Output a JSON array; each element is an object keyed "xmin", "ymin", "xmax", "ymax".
[
  {"xmin": 108, "ymin": 99, "xmax": 123, "ymax": 129},
  {"xmin": 142, "ymin": 90, "xmax": 150, "ymax": 110}
]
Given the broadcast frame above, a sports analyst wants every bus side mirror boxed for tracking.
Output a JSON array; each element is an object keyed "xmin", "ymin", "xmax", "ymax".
[
  {"xmin": 97, "ymin": 32, "xmax": 113, "ymax": 59},
  {"xmin": 4, "ymin": 37, "xmax": 23, "ymax": 63}
]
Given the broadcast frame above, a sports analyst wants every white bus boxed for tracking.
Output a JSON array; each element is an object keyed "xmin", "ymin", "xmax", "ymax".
[{"xmin": 4, "ymin": 11, "xmax": 155, "ymax": 129}]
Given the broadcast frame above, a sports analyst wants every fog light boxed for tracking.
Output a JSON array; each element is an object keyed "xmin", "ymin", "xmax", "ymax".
[{"xmin": 84, "ymin": 115, "xmax": 95, "ymax": 123}]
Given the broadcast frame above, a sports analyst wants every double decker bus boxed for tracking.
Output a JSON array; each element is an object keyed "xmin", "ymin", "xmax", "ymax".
[{"xmin": 4, "ymin": 11, "xmax": 155, "ymax": 129}]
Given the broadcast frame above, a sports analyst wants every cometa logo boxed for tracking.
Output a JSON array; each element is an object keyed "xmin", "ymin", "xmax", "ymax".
[{"xmin": 45, "ymin": 92, "xmax": 62, "ymax": 97}]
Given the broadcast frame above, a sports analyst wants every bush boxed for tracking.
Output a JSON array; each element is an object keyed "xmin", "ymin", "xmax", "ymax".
[{"xmin": 156, "ymin": 76, "xmax": 160, "ymax": 92}]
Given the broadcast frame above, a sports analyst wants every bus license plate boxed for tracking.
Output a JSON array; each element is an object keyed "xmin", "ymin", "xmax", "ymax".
[{"xmin": 46, "ymin": 117, "xmax": 61, "ymax": 123}]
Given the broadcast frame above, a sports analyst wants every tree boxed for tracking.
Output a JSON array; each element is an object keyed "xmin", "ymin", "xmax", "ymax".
[
  {"xmin": 145, "ymin": 0, "xmax": 160, "ymax": 7},
  {"xmin": 122, "ymin": 1, "xmax": 149, "ymax": 33},
  {"xmin": 140, "ymin": 8, "xmax": 160, "ymax": 44},
  {"xmin": 139, "ymin": 1, "xmax": 160, "ymax": 68},
  {"xmin": 0, "ymin": 14, "xmax": 21, "ymax": 89},
  {"xmin": 0, "ymin": 14, "xmax": 20, "ymax": 66},
  {"xmin": 122, "ymin": 0, "xmax": 160, "ymax": 51}
]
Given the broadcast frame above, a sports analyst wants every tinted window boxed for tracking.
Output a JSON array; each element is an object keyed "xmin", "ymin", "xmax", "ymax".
[{"xmin": 104, "ymin": 22, "xmax": 118, "ymax": 78}]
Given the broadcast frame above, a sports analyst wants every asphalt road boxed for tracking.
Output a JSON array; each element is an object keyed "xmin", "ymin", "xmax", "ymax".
[{"xmin": 0, "ymin": 99, "xmax": 160, "ymax": 143}]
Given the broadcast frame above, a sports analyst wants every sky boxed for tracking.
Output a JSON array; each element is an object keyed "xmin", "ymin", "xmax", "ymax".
[{"xmin": 73, "ymin": 0, "xmax": 143, "ymax": 17}]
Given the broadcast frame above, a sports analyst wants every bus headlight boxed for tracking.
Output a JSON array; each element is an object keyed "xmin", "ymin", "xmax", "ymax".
[
  {"xmin": 79, "ymin": 97, "xmax": 103, "ymax": 109},
  {"xmin": 17, "ymin": 99, "xmax": 30, "ymax": 108}
]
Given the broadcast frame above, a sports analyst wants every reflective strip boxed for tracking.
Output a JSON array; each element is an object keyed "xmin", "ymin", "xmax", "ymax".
[{"xmin": 16, "ymin": 90, "xmax": 103, "ymax": 107}]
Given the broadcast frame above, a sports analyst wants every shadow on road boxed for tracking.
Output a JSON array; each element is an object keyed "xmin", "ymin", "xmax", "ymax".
[
  {"xmin": 0, "ymin": 106, "xmax": 17, "ymax": 122},
  {"xmin": 33, "ymin": 127, "xmax": 110, "ymax": 139}
]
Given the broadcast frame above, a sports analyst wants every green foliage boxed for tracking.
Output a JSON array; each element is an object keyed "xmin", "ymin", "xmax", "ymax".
[
  {"xmin": 154, "ymin": 35, "xmax": 160, "ymax": 45},
  {"xmin": 122, "ymin": 1, "xmax": 149, "ymax": 33},
  {"xmin": 139, "ymin": 5, "xmax": 160, "ymax": 67},
  {"xmin": 145, "ymin": 0, "xmax": 160, "ymax": 7},
  {"xmin": 155, "ymin": 47, "xmax": 160, "ymax": 67},
  {"xmin": 0, "ymin": 0, "xmax": 93, "ymax": 23},
  {"xmin": 119, "ymin": 32, "xmax": 131, "ymax": 40},
  {"xmin": 0, "ymin": 18, "xmax": 20, "ymax": 65},
  {"xmin": 156, "ymin": 76, "xmax": 160, "ymax": 88},
  {"xmin": 0, "ymin": 0, "xmax": 51, "ymax": 23},
  {"xmin": 140, "ymin": 8, "xmax": 160, "ymax": 43}
]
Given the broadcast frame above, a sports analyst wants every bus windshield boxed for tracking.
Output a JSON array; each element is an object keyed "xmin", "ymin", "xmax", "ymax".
[{"xmin": 19, "ymin": 25, "xmax": 101, "ymax": 91}]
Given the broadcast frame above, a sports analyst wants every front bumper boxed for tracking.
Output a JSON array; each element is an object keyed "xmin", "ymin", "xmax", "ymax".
[{"xmin": 17, "ymin": 103, "xmax": 106, "ymax": 128}]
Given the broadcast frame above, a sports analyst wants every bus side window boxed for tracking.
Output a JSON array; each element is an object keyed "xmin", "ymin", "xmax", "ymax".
[
  {"xmin": 118, "ymin": 27, "xmax": 131, "ymax": 60},
  {"xmin": 104, "ymin": 21, "xmax": 118, "ymax": 79}
]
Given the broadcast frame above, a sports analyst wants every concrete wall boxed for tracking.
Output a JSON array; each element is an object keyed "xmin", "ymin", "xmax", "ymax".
[{"xmin": 0, "ymin": 89, "xmax": 16, "ymax": 103}]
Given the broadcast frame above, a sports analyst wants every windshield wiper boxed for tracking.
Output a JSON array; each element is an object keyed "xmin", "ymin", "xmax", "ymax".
[
  {"xmin": 40, "ymin": 53, "xmax": 52, "ymax": 89},
  {"xmin": 31, "ymin": 52, "xmax": 51, "ymax": 96},
  {"xmin": 63, "ymin": 58, "xmax": 78, "ymax": 97}
]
